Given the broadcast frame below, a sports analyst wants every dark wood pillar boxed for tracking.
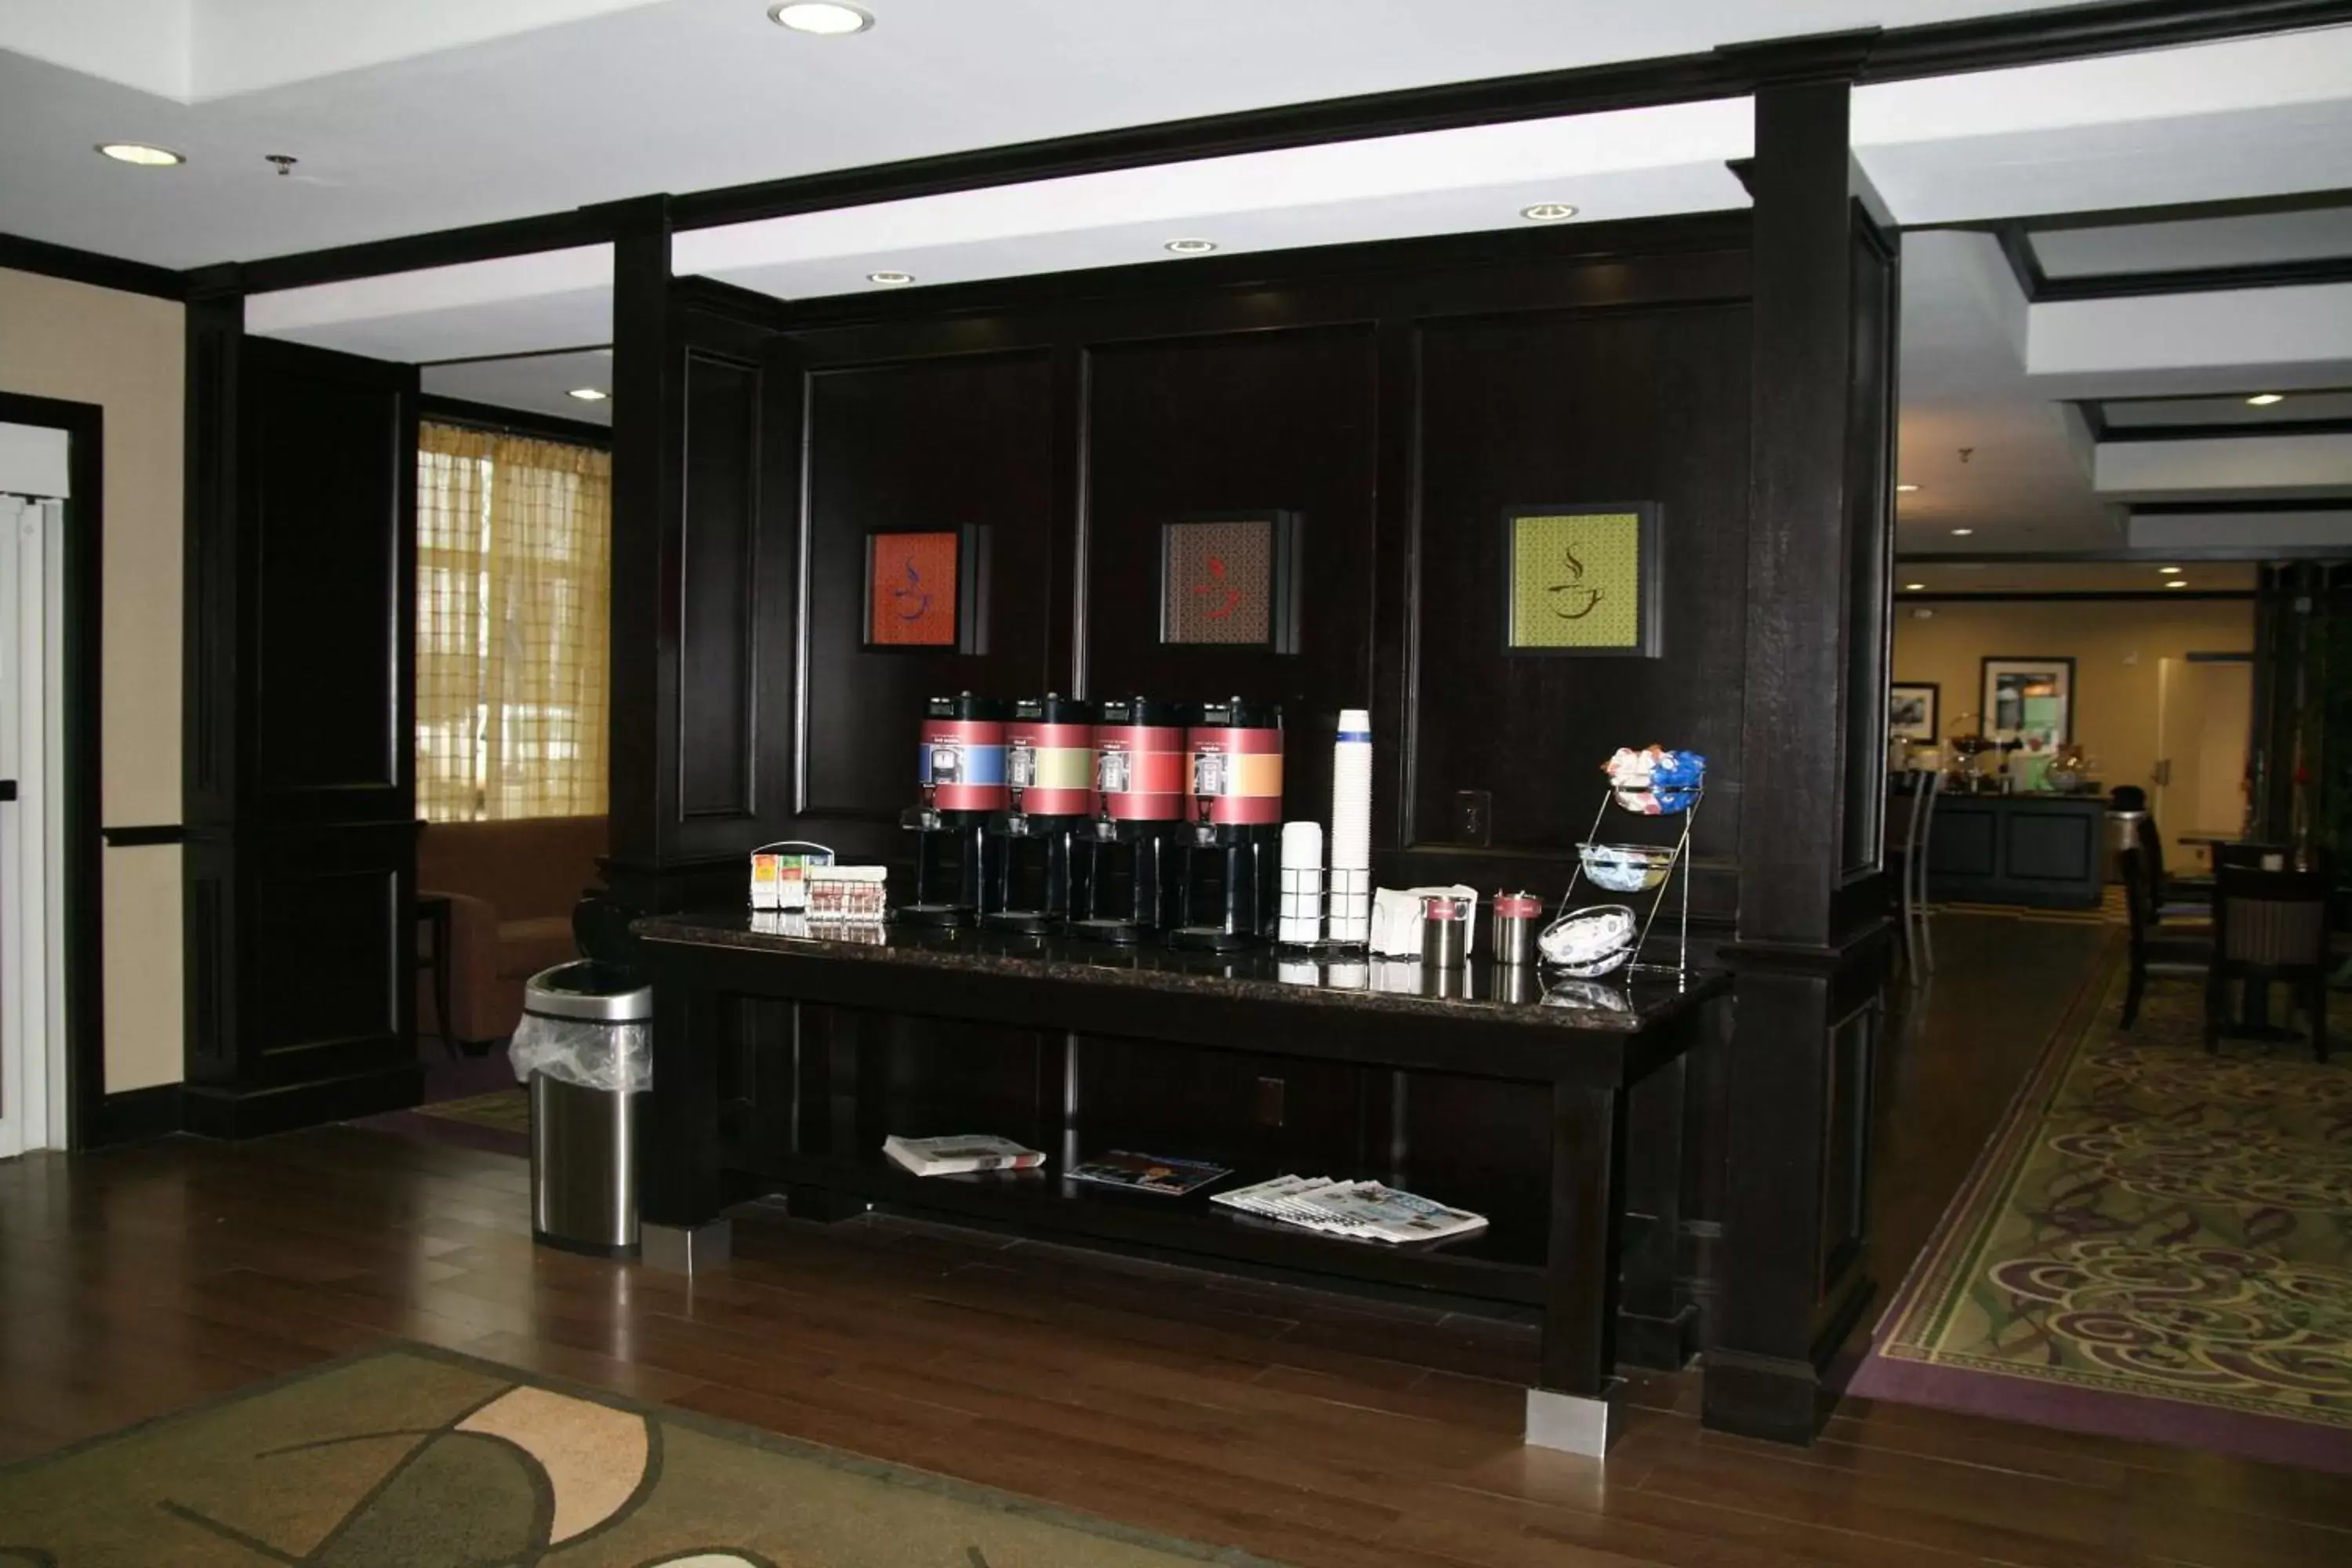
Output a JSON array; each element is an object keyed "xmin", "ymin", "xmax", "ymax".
[
  {"xmin": 1705, "ymin": 60, "xmax": 1898, "ymax": 1443},
  {"xmin": 2250, "ymin": 561, "xmax": 2326, "ymax": 845},
  {"xmin": 181, "ymin": 289, "xmax": 424, "ymax": 1137},
  {"xmin": 599, "ymin": 202, "xmax": 806, "ymax": 924}
]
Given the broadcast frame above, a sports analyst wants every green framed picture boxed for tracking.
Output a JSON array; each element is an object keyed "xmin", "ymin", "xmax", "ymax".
[{"xmin": 1501, "ymin": 503, "xmax": 1662, "ymax": 656}]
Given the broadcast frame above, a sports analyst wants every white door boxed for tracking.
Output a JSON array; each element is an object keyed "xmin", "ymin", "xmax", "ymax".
[
  {"xmin": 0, "ymin": 489, "xmax": 67, "ymax": 1159},
  {"xmin": 2154, "ymin": 655, "xmax": 2254, "ymax": 873}
]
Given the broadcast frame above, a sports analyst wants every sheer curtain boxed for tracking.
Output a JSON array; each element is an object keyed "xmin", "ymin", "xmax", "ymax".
[{"xmin": 416, "ymin": 422, "xmax": 611, "ymax": 822}]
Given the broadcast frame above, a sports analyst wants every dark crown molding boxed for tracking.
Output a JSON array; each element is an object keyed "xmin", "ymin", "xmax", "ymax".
[{"xmin": 0, "ymin": 231, "xmax": 186, "ymax": 301}]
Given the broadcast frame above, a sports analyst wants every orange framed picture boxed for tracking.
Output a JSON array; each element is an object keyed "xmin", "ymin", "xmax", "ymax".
[{"xmin": 864, "ymin": 530, "xmax": 960, "ymax": 648}]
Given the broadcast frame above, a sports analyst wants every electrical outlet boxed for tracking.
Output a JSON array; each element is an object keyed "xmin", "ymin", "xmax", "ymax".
[
  {"xmin": 1255, "ymin": 1076, "xmax": 1286, "ymax": 1128},
  {"xmin": 1454, "ymin": 789, "xmax": 1493, "ymax": 847}
]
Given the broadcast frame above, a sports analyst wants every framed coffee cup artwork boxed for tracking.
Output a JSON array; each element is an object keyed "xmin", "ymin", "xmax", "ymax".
[{"xmin": 1501, "ymin": 503, "xmax": 1663, "ymax": 656}]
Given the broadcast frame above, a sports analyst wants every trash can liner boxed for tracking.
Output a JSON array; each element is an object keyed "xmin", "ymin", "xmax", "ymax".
[{"xmin": 509, "ymin": 1014, "xmax": 652, "ymax": 1094}]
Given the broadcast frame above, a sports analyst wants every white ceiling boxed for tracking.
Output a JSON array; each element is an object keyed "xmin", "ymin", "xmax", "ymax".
[
  {"xmin": 13, "ymin": 1, "xmax": 2352, "ymax": 561},
  {"xmin": 1897, "ymin": 561, "xmax": 2256, "ymax": 593},
  {"xmin": 2033, "ymin": 206, "xmax": 2352, "ymax": 278},
  {"xmin": 423, "ymin": 348, "xmax": 612, "ymax": 425},
  {"xmin": 2102, "ymin": 390, "xmax": 2352, "ymax": 427},
  {"xmin": 1, "ymin": 0, "xmax": 2095, "ymax": 271}
]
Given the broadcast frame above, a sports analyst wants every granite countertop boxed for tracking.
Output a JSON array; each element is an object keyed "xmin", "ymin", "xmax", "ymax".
[{"xmin": 632, "ymin": 910, "xmax": 1724, "ymax": 1033}]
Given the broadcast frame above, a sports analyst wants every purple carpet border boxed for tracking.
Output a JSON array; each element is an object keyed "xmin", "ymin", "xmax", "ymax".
[
  {"xmin": 1848, "ymin": 1352, "xmax": 2352, "ymax": 1475},
  {"xmin": 1849, "ymin": 935, "xmax": 2352, "ymax": 1476}
]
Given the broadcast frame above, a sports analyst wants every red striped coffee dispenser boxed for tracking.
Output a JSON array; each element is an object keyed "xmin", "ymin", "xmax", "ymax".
[
  {"xmin": 982, "ymin": 695, "xmax": 1097, "ymax": 935},
  {"xmin": 898, "ymin": 693, "xmax": 1005, "ymax": 925},
  {"xmin": 1169, "ymin": 698, "xmax": 1285, "ymax": 950},
  {"xmin": 1065, "ymin": 697, "xmax": 1185, "ymax": 943}
]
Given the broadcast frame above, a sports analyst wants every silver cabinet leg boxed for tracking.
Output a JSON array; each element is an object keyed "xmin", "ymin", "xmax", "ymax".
[
  {"xmin": 1525, "ymin": 1381, "xmax": 1624, "ymax": 1457},
  {"xmin": 641, "ymin": 1218, "xmax": 732, "ymax": 1275}
]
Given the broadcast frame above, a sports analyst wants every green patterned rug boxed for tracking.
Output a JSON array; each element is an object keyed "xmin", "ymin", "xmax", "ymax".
[
  {"xmin": 1856, "ymin": 940, "xmax": 2352, "ymax": 1470},
  {"xmin": 0, "ymin": 1345, "xmax": 1284, "ymax": 1566}
]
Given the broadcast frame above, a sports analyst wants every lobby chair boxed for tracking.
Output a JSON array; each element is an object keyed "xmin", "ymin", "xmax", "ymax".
[
  {"xmin": 2131, "ymin": 815, "xmax": 2217, "ymax": 926},
  {"xmin": 2118, "ymin": 846, "xmax": 2210, "ymax": 1030},
  {"xmin": 2205, "ymin": 864, "xmax": 2332, "ymax": 1062}
]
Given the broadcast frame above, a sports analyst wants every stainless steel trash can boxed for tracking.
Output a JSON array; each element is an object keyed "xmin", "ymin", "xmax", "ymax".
[{"xmin": 522, "ymin": 960, "xmax": 651, "ymax": 1257}]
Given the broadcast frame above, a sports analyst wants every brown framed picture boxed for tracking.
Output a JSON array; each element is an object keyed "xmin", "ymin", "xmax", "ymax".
[
  {"xmin": 1158, "ymin": 511, "xmax": 1301, "ymax": 652},
  {"xmin": 1501, "ymin": 503, "xmax": 1662, "ymax": 657}
]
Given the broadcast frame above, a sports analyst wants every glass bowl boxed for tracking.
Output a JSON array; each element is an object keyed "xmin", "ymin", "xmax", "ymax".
[
  {"xmin": 1537, "ymin": 904, "xmax": 1637, "ymax": 977},
  {"xmin": 1577, "ymin": 841, "xmax": 1675, "ymax": 893}
]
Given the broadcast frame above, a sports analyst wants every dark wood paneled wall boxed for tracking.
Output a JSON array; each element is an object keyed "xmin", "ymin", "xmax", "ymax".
[
  {"xmin": 608, "ymin": 205, "xmax": 1894, "ymax": 1436},
  {"xmin": 608, "ymin": 216, "xmax": 1758, "ymax": 907},
  {"xmin": 182, "ymin": 328, "xmax": 423, "ymax": 1136}
]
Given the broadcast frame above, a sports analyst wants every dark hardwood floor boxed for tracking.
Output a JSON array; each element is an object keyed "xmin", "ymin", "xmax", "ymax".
[{"xmin": 5, "ymin": 914, "xmax": 2348, "ymax": 1566}]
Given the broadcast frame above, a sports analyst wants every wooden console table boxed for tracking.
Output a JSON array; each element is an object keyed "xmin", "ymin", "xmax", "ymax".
[{"xmin": 630, "ymin": 912, "xmax": 1724, "ymax": 1457}]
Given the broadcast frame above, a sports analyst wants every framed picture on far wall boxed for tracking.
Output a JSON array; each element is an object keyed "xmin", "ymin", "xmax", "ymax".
[
  {"xmin": 1980, "ymin": 656, "xmax": 2074, "ymax": 745},
  {"xmin": 1889, "ymin": 682, "xmax": 1939, "ymax": 742}
]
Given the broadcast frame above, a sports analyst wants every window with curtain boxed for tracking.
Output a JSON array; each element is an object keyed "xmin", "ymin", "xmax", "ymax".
[{"xmin": 416, "ymin": 421, "xmax": 612, "ymax": 822}]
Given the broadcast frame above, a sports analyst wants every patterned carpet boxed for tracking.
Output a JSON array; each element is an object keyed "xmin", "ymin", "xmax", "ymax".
[
  {"xmin": 1853, "ymin": 938, "xmax": 2352, "ymax": 1472},
  {"xmin": 0, "ymin": 1345, "xmax": 1284, "ymax": 1566}
]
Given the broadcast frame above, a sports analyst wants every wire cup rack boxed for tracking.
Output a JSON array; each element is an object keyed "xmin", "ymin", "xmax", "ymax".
[{"xmin": 1275, "ymin": 865, "xmax": 1373, "ymax": 955}]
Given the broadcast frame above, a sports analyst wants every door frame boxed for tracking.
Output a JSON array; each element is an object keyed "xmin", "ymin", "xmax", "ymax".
[{"xmin": 0, "ymin": 392, "xmax": 105, "ymax": 1152}]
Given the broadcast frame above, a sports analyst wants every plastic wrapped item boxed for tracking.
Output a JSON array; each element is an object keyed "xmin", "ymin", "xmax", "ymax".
[{"xmin": 509, "ymin": 1014, "xmax": 652, "ymax": 1093}]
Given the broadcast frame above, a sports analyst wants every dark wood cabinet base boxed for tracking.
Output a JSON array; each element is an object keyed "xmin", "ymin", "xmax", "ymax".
[{"xmin": 180, "ymin": 1062, "xmax": 421, "ymax": 1140}]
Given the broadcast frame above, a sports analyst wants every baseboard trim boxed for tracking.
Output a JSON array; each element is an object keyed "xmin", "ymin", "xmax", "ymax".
[
  {"xmin": 180, "ymin": 1063, "xmax": 423, "ymax": 1141},
  {"xmin": 86, "ymin": 1083, "xmax": 185, "ymax": 1148}
]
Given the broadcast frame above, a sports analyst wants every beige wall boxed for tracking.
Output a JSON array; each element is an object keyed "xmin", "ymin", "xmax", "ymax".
[
  {"xmin": 1893, "ymin": 596, "xmax": 2256, "ymax": 857},
  {"xmin": 0, "ymin": 267, "xmax": 184, "ymax": 1093}
]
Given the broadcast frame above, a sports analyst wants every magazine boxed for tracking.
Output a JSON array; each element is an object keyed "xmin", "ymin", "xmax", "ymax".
[
  {"xmin": 1066, "ymin": 1151, "xmax": 1232, "ymax": 1197},
  {"xmin": 1210, "ymin": 1174, "xmax": 1487, "ymax": 1244},
  {"xmin": 882, "ymin": 1134, "xmax": 1047, "ymax": 1177}
]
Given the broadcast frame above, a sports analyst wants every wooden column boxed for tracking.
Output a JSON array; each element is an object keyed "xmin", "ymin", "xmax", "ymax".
[{"xmin": 1704, "ymin": 60, "xmax": 1899, "ymax": 1444}]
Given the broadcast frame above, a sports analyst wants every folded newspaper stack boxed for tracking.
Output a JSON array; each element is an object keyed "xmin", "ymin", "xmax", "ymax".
[{"xmin": 1210, "ymin": 1174, "xmax": 1487, "ymax": 1244}]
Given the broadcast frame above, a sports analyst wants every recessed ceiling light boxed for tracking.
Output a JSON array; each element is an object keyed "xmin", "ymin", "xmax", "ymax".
[
  {"xmin": 1164, "ymin": 238, "xmax": 1218, "ymax": 256},
  {"xmin": 1519, "ymin": 202, "xmax": 1579, "ymax": 223},
  {"xmin": 1896, "ymin": 483, "xmax": 1920, "ymax": 493},
  {"xmin": 2245, "ymin": 393, "xmax": 2284, "ymax": 406},
  {"xmin": 2158, "ymin": 565, "xmax": 2182, "ymax": 575},
  {"xmin": 866, "ymin": 270, "xmax": 914, "ymax": 286},
  {"xmin": 1904, "ymin": 583, "xmax": 1926, "ymax": 591},
  {"xmin": 2165, "ymin": 580, "xmax": 2188, "ymax": 589},
  {"xmin": 566, "ymin": 387, "xmax": 608, "ymax": 402},
  {"xmin": 769, "ymin": 2, "xmax": 873, "ymax": 34},
  {"xmin": 96, "ymin": 142, "xmax": 183, "ymax": 167},
  {"xmin": 1950, "ymin": 527, "xmax": 1973, "ymax": 536}
]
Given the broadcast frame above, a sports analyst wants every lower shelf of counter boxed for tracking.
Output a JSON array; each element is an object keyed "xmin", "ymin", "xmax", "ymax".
[{"xmin": 743, "ymin": 1145, "xmax": 1603, "ymax": 1308}]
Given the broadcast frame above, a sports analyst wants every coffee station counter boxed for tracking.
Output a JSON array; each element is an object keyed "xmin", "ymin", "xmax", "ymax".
[
  {"xmin": 1923, "ymin": 792, "xmax": 2108, "ymax": 909},
  {"xmin": 629, "ymin": 910, "xmax": 1726, "ymax": 1456}
]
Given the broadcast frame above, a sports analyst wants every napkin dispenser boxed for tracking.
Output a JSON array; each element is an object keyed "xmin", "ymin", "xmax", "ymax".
[{"xmin": 1370, "ymin": 884, "xmax": 1478, "ymax": 959}]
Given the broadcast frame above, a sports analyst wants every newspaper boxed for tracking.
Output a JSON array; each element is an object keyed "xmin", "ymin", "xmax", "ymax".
[{"xmin": 1210, "ymin": 1174, "xmax": 1487, "ymax": 1244}]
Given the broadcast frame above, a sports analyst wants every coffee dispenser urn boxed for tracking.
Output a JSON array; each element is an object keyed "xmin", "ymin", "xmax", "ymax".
[
  {"xmin": 981, "ymin": 695, "xmax": 1097, "ymax": 935},
  {"xmin": 1169, "ymin": 699, "xmax": 1284, "ymax": 951},
  {"xmin": 1065, "ymin": 697, "xmax": 1185, "ymax": 944},
  {"xmin": 898, "ymin": 693, "xmax": 1006, "ymax": 926}
]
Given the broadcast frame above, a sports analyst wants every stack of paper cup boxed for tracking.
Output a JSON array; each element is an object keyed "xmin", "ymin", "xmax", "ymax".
[
  {"xmin": 1279, "ymin": 820, "xmax": 1324, "ymax": 946},
  {"xmin": 1330, "ymin": 708, "xmax": 1374, "ymax": 945}
]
